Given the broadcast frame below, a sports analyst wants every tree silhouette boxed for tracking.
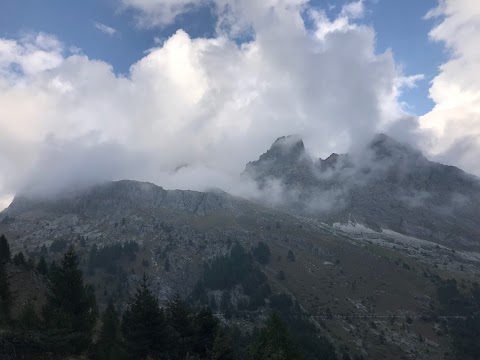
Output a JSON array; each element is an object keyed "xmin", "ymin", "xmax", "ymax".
[
  {"xmin": 166, "ymin": 292, "xmax": 194, "ymax": 358},
  {"xmin": 13, "ymin": 251, "xmax": 26, "ymax": 266},
  {"xmin": 251, "ymin": 313, "xmax": 300, "ymax": 360},
  {"xmin": 94, "ymin": 299, "xmax": 126, "ymax": 360},
  {"xmin": 36, "ymin": 256, "xmax": 48, "ymax": 275},
  {"xmin": 211, "ymin": 327, "xmax": 234, "ymax": 360},
  {"xmin": 121, "ymin": 274, "xmax": 168, "ymax": 359},
  {"xmin": 0, "ymin": 234, "xmax": 11, "ymax": 264},
  {"xmin": 42, "ymin": 246, "xmax": 98, "ymax": 353},
  {"xmin": 0, "ymin": 262, "xmax": 11, "ymax": 324},
  {"xmin": 192, "ymin": 306, "xmax": 218, "ymax": 358}
]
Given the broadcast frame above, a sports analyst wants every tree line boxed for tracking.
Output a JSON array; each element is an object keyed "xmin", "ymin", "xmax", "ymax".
[{"xmin": 0, "ymin": 234, "xmax": 313, "ymax": 359}]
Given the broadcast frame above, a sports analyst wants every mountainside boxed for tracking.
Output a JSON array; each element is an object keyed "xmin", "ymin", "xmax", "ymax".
[
  {"xmin": 244, "ymin": 134, "xmax": 480, "ymax": 250},
  {"xmin": 1, "ymin": 135, "xmax": 480, "ymax": 359}
]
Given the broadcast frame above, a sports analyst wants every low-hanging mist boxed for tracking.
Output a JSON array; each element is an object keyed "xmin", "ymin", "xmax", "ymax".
[{"xmin": 0, "ymin": 0, "xmax": 478, "ymax": 211}]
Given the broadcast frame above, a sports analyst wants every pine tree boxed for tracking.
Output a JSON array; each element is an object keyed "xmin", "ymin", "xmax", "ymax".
[
  {"xmin": 166, "ymin": 292, "xmax": 193, "ymax": 358},
  {"xmin": 287, "ymin": 250, "xmax": 295, "ymax": 262},
  {"xmin": 0, "ymin": 234, "xmax": 11, "ymax": 264},
  {"xmin": 211, "ymin": 327, "xmax": 234, "ymax": 360},
  {"xmin": 251, "ymin": 313, "xmax": 300, "ymax": 360},
  {"xmin": 42, "ymin": 246, "xmax": 98, "ymax": 354},
  {"xmin": 27, "ymin": 257, "xmax": 35, "ymax": 270},
  {"xmin": 121, "ymin": 274, "xmax": 169, "ymax": 359},
  {"xmin": 191, "ymin": 307, "xmax": 218, "ymax": 358},
  {"xmin": 40, "ymin": 244, "xmax": 48, "ymax": 255},
  {"xmin": 13, "ymin": 251, "xmax": 26, "ymax": 266},
  {"xmin": 220, "ymin": 290, "xmax": 232, "ymax": 319},
  {"xmin": 36, "ymin": 256, "xmax": 48, "ymax": 275},
  {"xmin": 94, "ymin": 299, "xmax": 126, "ymax": 360},
  {"xmin": 49, "ymin": 260, "xmax": 58, "ymax": 276},
  {"xmin": 0, "ymin": 262, "xmax": 11, "ymax": 324},
  {"xmin": 19, "ymin": 298, "xmax": 40, "ymax": 329}
]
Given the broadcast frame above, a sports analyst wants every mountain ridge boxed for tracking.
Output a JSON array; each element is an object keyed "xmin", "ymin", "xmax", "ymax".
[
  {"xmin": 243, "ymin": 133, "xmax": 480, "ymax": 249},
  {"xmin": 4, "ymin": 133, "xmax": 480, "ymax": 250},
  {"xmin": 1, "ymin": 135, "xmax": 480, "ymax": 359}
]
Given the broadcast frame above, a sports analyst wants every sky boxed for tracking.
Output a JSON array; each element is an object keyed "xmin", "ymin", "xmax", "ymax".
[{"xmin": 0, "ymin": 0, "xmax": 479, "ymax": 210}]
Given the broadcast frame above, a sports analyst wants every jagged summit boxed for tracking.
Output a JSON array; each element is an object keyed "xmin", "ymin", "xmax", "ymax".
[
  {"xmin": 368, "ymin": 133, "xmax": 425, "ymax": 162},
  {"xmin": 241, "ymin": 133, "xmax": 480, "ymax": 249},
  {"xmin": 243, "ymin": 135, "xmax": 314, "ymax": 186},
  {"xmin": 254, "ymin": 135, "xmax": 307, "ymax": 163},
  {"xmin": 318, "ymin": 153, "xmax": 352, "ymax": 171}
]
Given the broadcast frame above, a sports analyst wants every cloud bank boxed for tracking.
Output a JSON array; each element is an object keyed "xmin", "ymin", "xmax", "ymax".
[
  {"xmin": 0, "ymin": 0, "xmax": 475, "ymax": 210},
  {"xmin": 420, "ymin": 0, "xmax": 480, "ymax": 175}
]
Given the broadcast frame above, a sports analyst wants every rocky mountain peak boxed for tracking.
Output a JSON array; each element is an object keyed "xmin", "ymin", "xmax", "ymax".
[
  {"xmin": 243, "ymin": 135, "xmax": 314, "ymax": 185},
  {"xmin": 318, "ymin": 153, "xmax": 352, "ymax": 172},
  {"xmin": 368, "ymin": 133, "xmax": 425, "ymax": 163},
  {"xmin": 260, "ymin": 135, "xmax": 307, "ymax": 162}
]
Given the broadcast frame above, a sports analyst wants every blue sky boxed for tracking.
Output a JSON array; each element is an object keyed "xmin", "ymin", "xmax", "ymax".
[{"xmin": 0, "ymin": 0, "xmax": 443, "ymax": 115}]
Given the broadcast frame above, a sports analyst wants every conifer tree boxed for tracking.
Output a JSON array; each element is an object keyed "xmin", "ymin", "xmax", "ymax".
[
  {"xmin": 166, "ymin": 292, "xmax": 193, "ymax": 358},
  {"xmin": 36, "ymin": 256, "xmax": 48, "ymax": 275},
  {"xmin": 49, "ymin": 260, "xmax": 58, "ymax": 277},
  {"xmin": 27, "ymin": 257, "xmax": 35, "ymax": 270},
  {"xmin": 19, "ymin": 298, "xmax": 40, "ymax": 329},
  {"xmin": 94, "ymin": 299, "xmax": 126, "ymax": 360},
  {"xmin": 121, "ymin": 274, "xmax": 168, "ymax": 359},
  {"xmin": 0, "ymin": 262, "xmax": 11, "ymax": 324},
  {"xmin": 13, "ymin": 251, "xmax": 26, "ymax": 266},
  {"xmin": 192, "ymin": 306, "xmax": 218, "ymax": 358},
  {"xmin": 0, "ymin": 234, "xmax": 11, "ymax": 264},
  {"xmin": 42, "ymin": 246, "xmax": 97, "ymax": 353},
  {"xmin": 251, "ymin": 313, "xmax": 300, "ymax": 360},
  {"xmin": 211, "ymin": 327, "xmax": 234, "ymax": 360}
]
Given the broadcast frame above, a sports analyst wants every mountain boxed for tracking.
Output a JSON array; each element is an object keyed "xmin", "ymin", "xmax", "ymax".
[
  {"xmin": 1, "ymin": 135, "xmax": 480, "ymax": 359},
  {"xmin": 244, "ymin": 134, "xmax": 480, "ymax": 250}
]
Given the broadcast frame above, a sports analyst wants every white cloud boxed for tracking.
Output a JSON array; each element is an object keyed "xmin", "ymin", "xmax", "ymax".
[
  {"xmin": 341, "ymin": 0, "xmax": 365, "ymax": 19},
  {"xmin": 121, "ymin": 0, "xmax": 208, "ymax": 27},
  {"xmin": 94, "ymin": 22, "xmax": 119, "ymax": 36},
  {"xmin": 0, "ymin": 195, "xmax": 13, "ymax": 212},
  {"xmin": 420, "ymin": 0, "xmax": 480, "ymax": 174},
  {"xmin": 0, "ymin": 1, "xmax": 423, "ymax": 205}
]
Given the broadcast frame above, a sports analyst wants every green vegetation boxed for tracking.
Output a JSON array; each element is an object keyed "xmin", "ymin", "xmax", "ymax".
[
  {"xmin": 13, "ymin": 251, "xmax": 26, "ymax": 266},
  {"xmin": 200, "ymin": 242, "xmax": 271, "ymax": 311},
  {"xmin": 269, "ymin": 294, "xmax": 336, "ymax": 360},
  {"xmin": 0, "ymin": 234, "xmax": 11, "ymax": 264},
  {"xmin": 42, "ymin": 246, "xmax": 98, "ymax": 354},
  {"xmin": 0, "ymin": 236, "xmax": 337, "ymax": 359},
  {"xmin": 0, "ymin": 259, "xmax": 11, "ymax": 324},
  {"xmin": 252, "ymin": 241, "xmax": 271, "ymax": 264},
  {"xmin": 88, "ymin": 241, "xmax": 139, "ymax": 274},
  {"xmin": 287, "ymin": 249, "xmax": 295, "ymax": 262},
  {"xmin": 36, "ymin": 256, "xmax": 48, "ymax": 275},
  {"xmin": 251, "ymin": 313, "xmax": 300, "ymax": 360},
  {"xmin": 49, "ymin": 239, "xmax": 68, "ymax": 253},
  {"xmin": 121, "ymin": 274, "xmax": 168, "ymax": 358},
  {"xmin": 432, "ymin": 276, "xmax": 480, "ymax": 360},
  {"xmin": 92, "ymin": 299, "xmax": 125, "ymax": 360}
]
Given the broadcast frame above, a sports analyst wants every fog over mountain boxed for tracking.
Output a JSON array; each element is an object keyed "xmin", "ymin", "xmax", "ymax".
[
  {"xmin": 1, "ymin": 0, "xmax": 480, "ymax": 212},
  {"xmin": 1, "ymin": 0, "xmax": 479, "ymax": 211},
  {"xmin": 243, "ymin": 133, "xmax": 480, "ymax": 249},
  {"xmin": 2, "ymin": 2, "xmax": 480, "ymax": 360},
  {"xmin": 4, "ymin": 132, "xmax": 480, "ymax": 251}
]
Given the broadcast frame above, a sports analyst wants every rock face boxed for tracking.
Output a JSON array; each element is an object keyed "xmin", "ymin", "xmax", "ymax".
[
  {"xmin": 0, "ymin": 180, "xmax": 270, "ymax": 255},
  {"xmin": 7, "ymin": 180, "xmax": 238, "ymax": 218},
  {"xmin": 244, "ymin": 134, "xmax": 480, "ymax": 249},
  {"xmin": 244, "ymin": 135, "xmax": 316, "ymax": 187}
]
